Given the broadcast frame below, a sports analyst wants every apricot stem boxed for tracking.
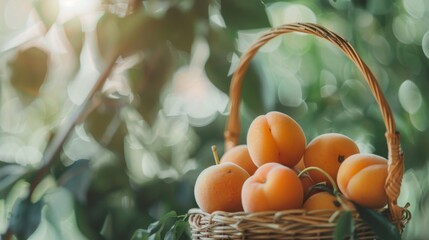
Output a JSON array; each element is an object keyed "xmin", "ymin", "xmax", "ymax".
[
  {"xmin": 211, "ymin": 145, "xmax": 220, "ymax": 165},
  {"xmin": 298, "ymin": 166, "xmax": 339, "ymax": 193}
]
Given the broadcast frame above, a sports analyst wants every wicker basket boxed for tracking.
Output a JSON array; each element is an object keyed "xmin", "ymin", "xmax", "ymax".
[{"xmin": 188, "ymin": 23, "xmax": 411, "ymax": 239}]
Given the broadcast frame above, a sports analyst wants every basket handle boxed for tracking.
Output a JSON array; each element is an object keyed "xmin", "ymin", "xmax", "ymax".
[{"xmin": 224, "ymin": 23, "xmax": 405, "ymax": 231}]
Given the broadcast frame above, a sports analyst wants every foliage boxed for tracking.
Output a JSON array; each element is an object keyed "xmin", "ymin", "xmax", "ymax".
[{"xmin": 0, "ymin": 0, "xmax": 428, "ymax": 239}]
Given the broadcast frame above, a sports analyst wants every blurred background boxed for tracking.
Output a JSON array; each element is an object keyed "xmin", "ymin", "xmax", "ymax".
[{"xmin": 0, "ymin": 0, "xmax": 428, "ymax": 239}]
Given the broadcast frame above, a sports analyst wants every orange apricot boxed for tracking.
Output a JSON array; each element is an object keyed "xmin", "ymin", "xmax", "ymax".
[
  {"xmin": 220, "ymin": 145, "xmax": 258, "ymax": 175},
  {"xmin": 303, "ymin": 192, "xmax": 355, "ymax": 211},
  {"xmin": 337, "ymin": 153, "xmax": 388, "ymax": 209},
  {"xmin": 194, "ymin": 162, "xmax": 249, "ymax": 213},
  {"xmin": 303, "ymin": 192, "xmax": 341, "ymax": 211},
  {"xmin": 247, "ymin": 111, "xmax": 306, "ymax": 168},
  {"xmin": 303, "ymin": 133, "xmax": 359, "ymax": 187},
  {"xmin": 241, "ymin": 162, "xmax": 303, "ymax": 212}
]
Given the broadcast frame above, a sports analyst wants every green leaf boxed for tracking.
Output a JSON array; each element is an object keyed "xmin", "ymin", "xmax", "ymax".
[
  {"xmin": 9, "ymin": 47, "xmax": 49, "ymax": 97},
  {"xmin": 132, "ymin": 211, "xmax": 182, "ymax": 240},
  {"xmin": 0, "ymin": 164, "xmax": 28, "ymax": 198},
  {"xmin": 334, "ymin": 211, "xmax": 354, "ymax": 240},
  {"xmin": 131, "ymin": 229, "xmax": 150, "ymax": 240},
  {"xmin": 241, "ymin": 62, "xmax": 266, "ymax": 115},
  {"xmin": 220, "ymin": 0, "xmax": 270, "ymax": 32},
  {"xmin": 354, "ymin": 203, "xmax": 401, "ymax": 240},
  {"xmin": 205, "ymin": 26, "xmax": 235, "ymax": 94},
  {"xmin": 165, "ymin": 220, "xmax": 190, "ymax": 240},
  {"xmin": 10, "ymin": 198, "xmax": 44, "ymax": 240},
  {"xmin": 57, "ymin": 159, "xmax": 91, "ymax": 203}
]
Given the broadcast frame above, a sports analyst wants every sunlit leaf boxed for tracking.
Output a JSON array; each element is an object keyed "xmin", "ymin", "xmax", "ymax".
[
  {"xmin": 10, "ymin": 198, "xmax": 44, "ymax": 240},
  {"xmin": 57, "ymin": 159, "xmax": 91, "ymax": 203},
  {"xmin": 33, "ymin": 0, "xmax": 59, "ymax": 29},
  {"xmin": 354, "ymin": 203, "xmax": 401, "ymax": 240},
  {"xmin": 9, "ymin": 47, "xmax": 49, "ymax": 97},
  {"xmin": 334, "ymin": 211, "xmax": 354, "ymax": 240}
]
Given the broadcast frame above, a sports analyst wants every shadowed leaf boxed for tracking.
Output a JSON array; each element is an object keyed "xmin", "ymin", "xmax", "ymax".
[
  {"xmin": 9, "ymin": 47, "xmax": 49, "ymax": 97},
  {"xmin": 354, "ymin": 203, "xmax": 401, "ymax": 240},
  {"xmin": 0, "ymin": 164, "xmax": 29, "ymax": 198},
  {"xmin": 58, "ymin": 159, "xmax": 92, "ymax": 203},
  {"xmin": 334, "ymin": 211, "xmax": 354, "ymax": 240},
  {"xmin": 10, "ymin": 198, "xmax": 44, "ymax": 240},
  {"xmin": 220, "ymin": 0, "xmax": 270, "ymax": 33}
]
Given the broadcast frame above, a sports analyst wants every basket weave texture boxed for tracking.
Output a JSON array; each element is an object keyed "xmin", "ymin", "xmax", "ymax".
[{"xmin": 188, "ymin": 23, "xmax": 410, "ymax": 239}]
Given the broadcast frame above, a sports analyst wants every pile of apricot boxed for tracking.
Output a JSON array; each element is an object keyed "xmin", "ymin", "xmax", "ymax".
[{"xmin": 194, "ymin": 111, "xmax": 389, "ymax": 213}]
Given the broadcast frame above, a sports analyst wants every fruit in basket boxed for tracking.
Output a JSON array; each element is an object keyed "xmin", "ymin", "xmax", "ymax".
[
  {"xmin": 303, "ymin": 133, "xmax": 359, "ymax": 187},
  {"xmin": 303, "ymin": 191, "xmax": 354, "ymax": 211},
  {"xmin": 194, "ymin": 147, "xmax": 250, "ymax": 213},
  {"xmin": 220, "ymin": 145, "xmax": 258, "ymax": 175},
  {"xmin": 337, "ymin": 153, "xmax": 388, "ymax": 209},
  {"xmin": 303, "ymin": 192, "xmax": 340, "ymax": 211},
  {"xmin": 247, "ymin": 111, "xmax": 306, "ymax": 168},
  {"xmin": 241, "ymin": 162, "xmax": 303, "ymax": 212}
]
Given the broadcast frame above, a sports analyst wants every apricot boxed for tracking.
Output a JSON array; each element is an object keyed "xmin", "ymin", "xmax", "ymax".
[
  {"xmin": 337, "ymin": 153, "xmax": 388, "ymax": 209},
  {"xmin": 303, "ymin": 133, "xmax": 359, "ymax": 187},
  {"xmin": 241, "ymin": 162, "xmax": 303, "ymax": 212},
  {"xmin": 303, "ymin": 192, "xmax": 355, "ymax": 211},
  {"xmin": 247, "ymin": 111, "xmax": 306, "ymax": 168},
  {"xmin": 303, "ymin": 192, "xmax": 341, "ymax": 211},
  {"xmin": 194, "ymin": 162, "xmax": 250, "ymax": 213},
  {"xmin": 220, "ymin": 145, "xmax": 258, "ymax": 175}
]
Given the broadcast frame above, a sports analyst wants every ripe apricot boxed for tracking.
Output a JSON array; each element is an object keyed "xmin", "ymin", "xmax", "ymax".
[
  {"xmin": 337, "ymin": 153, "xmax": 388, "ymax": 209},
  {"xmin": 194, "ymin": 162, "xmax": 250, "ymax": 213},
  {"xmin": 303, "ymin": 192, "xmax": 341, "ymax": 211},
  {"xmin": 303, "ymin": 192, "xmax": 355, "ymax": 211},
  {"xmin": 220, "ymin": 145, "xmax": 258, "ymax": 175},
  {"xmin": 247, "ymin": 111, "xmax": 306, "ymax": 168},
  {"xmin": 241, "ymin": 162, "xmax": 303, "ymax": 212},
  {"xmin": 303, "ymin": 133, "xmax": 359, "ymax": 187}
]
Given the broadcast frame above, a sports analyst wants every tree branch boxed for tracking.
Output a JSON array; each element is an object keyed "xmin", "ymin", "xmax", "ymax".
[{"xmin": 28, "ymin": 54, "xmax": 119, "ymax": 199}]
